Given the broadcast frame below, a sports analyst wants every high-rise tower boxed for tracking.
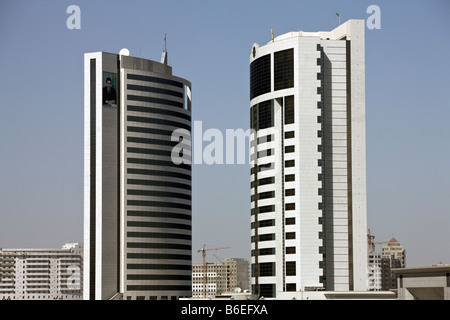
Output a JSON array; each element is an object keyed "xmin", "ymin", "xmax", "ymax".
[
  {"xmin": 249, "ymin": 20, "xmax": 367, "ymax": 298},
  {"xmin": 84, "ymin": 49, "xmax": 192, "ymax": 300}
]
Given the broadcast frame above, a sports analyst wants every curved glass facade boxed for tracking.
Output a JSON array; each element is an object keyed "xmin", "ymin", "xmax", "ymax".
[{"xmin": 124, "ymin": 71, "xmax": 192, "ymax": 300}]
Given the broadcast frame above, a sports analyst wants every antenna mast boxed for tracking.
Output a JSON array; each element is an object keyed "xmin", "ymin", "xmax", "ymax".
[{"xmin": 161, "ymin": 33, "xmax": 168, "ymax": 65}]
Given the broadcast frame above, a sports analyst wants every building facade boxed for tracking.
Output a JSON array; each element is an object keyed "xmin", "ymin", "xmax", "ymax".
[
  {"xmin": 0, "ymin": 243, "xmax": 83, "ymax": 300},
  {"xmin": 192, "ymin": 258, "xmax": 250, "ymax": 298},
  {"xmin": 249, "ymin": 19, "xmax": 367, "ymax": 298},
  {"xmin": 381, "ymin": 238, "xmax": 405, "ymax": 290},
  {"xmin": 84, "ymin": 50, "xmax": 192, "ymax": 300},
  {"xmin": 192, "ymin": 262, "xmax": 226, "ymax": 298}
]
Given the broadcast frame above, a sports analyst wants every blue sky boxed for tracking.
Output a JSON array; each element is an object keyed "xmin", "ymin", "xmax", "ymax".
[{"xmin": 0, "ymin": 0, "xmax": 449, "ymax": 268}]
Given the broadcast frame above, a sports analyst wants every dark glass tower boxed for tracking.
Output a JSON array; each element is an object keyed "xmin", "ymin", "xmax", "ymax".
[{"xmin": 84, "ymin": 50, "xmax": 192, "ymax": 300}]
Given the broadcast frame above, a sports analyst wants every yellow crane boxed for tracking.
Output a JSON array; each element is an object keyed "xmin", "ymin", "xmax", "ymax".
[
  {"xmin": 367, "ymin": 229, "xmax": 390, "ymax": 252},
  {"xmin": 197, "ymin": 244, "xmax": 230, "ymax": 298}
]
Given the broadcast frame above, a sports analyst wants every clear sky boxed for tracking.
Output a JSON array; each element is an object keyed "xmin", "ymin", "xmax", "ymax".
[{"xmin": 0, "ymin": 0, "xmax": 449, "ymax": 268}]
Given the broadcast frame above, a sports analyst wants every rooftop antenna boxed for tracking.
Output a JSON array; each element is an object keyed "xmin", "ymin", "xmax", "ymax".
[
  {"xmin": 161, "ymin": 33, "xmax": 168, "ymax": 65},
  {"xmin": 271, "ymin": 28, "xmax": 274, "ymax": 41}
]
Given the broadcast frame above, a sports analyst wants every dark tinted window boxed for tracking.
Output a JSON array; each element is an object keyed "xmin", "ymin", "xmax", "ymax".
[
  {"xmin": 284, "ymin": 95, "xmax": 294, "ymax": 124},
  {"xmin": 258, "ymin": 100, "xmax": 274, "ymax": 130},
  {"xmin": 250, "ymin": 54, "xmax": 271, "ymax": 99},
  {"xmin": 274, "ymin": 49, "xmax": 294, "ymax": 90}
]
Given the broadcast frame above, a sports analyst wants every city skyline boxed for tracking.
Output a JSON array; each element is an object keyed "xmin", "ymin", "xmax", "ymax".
[{"xmin": 0, "ymin": 1, "xmax": 449, "ymax": 270}]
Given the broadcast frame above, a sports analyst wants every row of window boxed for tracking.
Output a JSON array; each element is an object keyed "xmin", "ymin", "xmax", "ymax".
[
  {"xmin": 127, "ymin": 168, "xmax": 191, "ymax": 181},
  {"xmin": 251, "ymin": 231, "xmax": 324, "ymax": 242},
  {"xmin": 127, "ymin": 242, "xmax": 191, "ymax": 250},
  {"xmin": 252, "ymin": 261, "xmax": 324, "ymax": 277},
  {"xmin": 127, "ymin": 157, "xmax": 191, "ymax": 172},
  {"xmin": 127, "ymin": 189, "xmax": 191, "ymax": 200},
  {"xmin": 126, "ymin": 285, "xmax": 192, "ymax": 292},
  {"xmin": 250, "ymin": 187, "xmax": 296, "ymax": 202},
  {"xmin": 127, "ymin": 264, "xmax": 191, "ymax": 271},
  {"xmin": 252, "ymin": 130, "xmax": 294, "ymax": 147},
  {"xmin": 127, "ymin": 232, "xmax": 191, "ymax": 240},
  {"xmin": 250, "ymin": 96, "xmax": 296, "ymax": 131},
  {"xmin": 127, "ymin": 104, "xmax": 190, "ymax": 121},
  {"xmin": 127, "ymin": 73, "xmax": 184, "ymax": 89},
  {"xmin": 127, "ymin": 220, "xmax": 190, "ymax": 230},
  {"xmin": 127, "ymin": 200, "xmax": 191, "ymax": 210},
  {"xmin": 251, "ymin": 246, "xmax": 298, "ymax": 256},
  {"xmin": 127, "ymin": 178, "xmax": 191, "ymax": 191},
  {"xmin": 127, "ymin": 210, "xmax": 191, "ymax": 221},
  {"xmin": 127, "ymin": 274, "xmax": 191, "ymax": 281},
  {"xmin": 127, "ymin": 253, "xmax": 191, "ymax": 260},
  {"xmin": 127, "ymin": 84, "xmax": 183, "ymax": 99},
  {"xmin": 127, "ymin": 115, "xmax": 190, "ymax": 131},
  {"xmin": 128, "ymin": 95, "xmax": 183, "ymax": 108}
]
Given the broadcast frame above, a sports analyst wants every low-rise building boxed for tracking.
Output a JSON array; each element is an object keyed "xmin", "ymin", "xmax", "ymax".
[
  {"xmin": 192, "ymin": 258, "xmax": 250, "ymax": 298},
  {"xmin": 0, "ymin": 243, "xmax": 83, "ymax": 300},
  {"xmin": 393, "ymin": 264, "xmax": 450, "ymax": 300}
]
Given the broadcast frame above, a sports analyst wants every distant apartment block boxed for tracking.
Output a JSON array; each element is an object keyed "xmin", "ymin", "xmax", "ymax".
[
  {"xmin": 381, "ymin": 238, "xmax": 405, "ymax": 290},
  {"xmin": 192, "ymin": 258, "xmax": 250, "ymax": 298},
  {"xmin": 0, "ymin": 243, "xmax": 83, "ymax": 300},
  {"xmin": 368, "ymin": 251, "xmax": 382, "ymax": 291},
  {"xmin": 367, "ymin": 234, "xmax": 405, "ymax": 291}
]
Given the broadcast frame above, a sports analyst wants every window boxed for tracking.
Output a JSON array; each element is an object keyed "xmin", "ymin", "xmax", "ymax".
[
  {"xmin": 258, "ymin": 284, "xmax": 275, "ymax": 298},
  {"xmin": 258, "ymin": 219, "xmax": 275, "ymax": 228},
  {"xmin": 285, "ymin": 203, "xmax": 295, "ymax": 211},
  {"xmin": 286, "ymin": 261, "xmax": 296, "ymax": 276},
  {"xmin": 286, "ymin": 232, "xmax": 296, "ymax": 239},
  {"xmin": 285, "ymin": 160, "xmax": 295, "ymax": 168},
  {"xmin": 257, "ymin": 134, "xmax": 273, "ymax": 144},
  {"xmin": 259, "ymin": 234, "xmax": 275, "ymax": 241},
  {"xmin": 285, "ymin": 131, "xmax": 294, "ymax": 139},
  {"xmin": 250, "ymin": 54, "xmax": 271, "ymax": 99},
  {"xmin": 258, "ymin": 263, "xmax": 276, "ymax": 277},
  {"xmin": 250, "ymin": 105, "xmax": 257, "ymax": 130},
  {"xmin": 286, "ymin": 283, "xmax": 296, "ymax": 292},
  {"xmin": 258, "ymin": 148, "xmax": 273, "ymax": 158},
  {"xmin": 285, "ymin": 188, "xmax": 295, "ymax": 196},
  {"xmin": 251, "ymin": 205, "xmax": 275, "ymax": 215},
  {"xmin": 259, "ymin": 177, "xmax": 275, "ymax": 186},
  {"xmin": 285, "ymin": 145, "xmax": 295, "ymax": 153},
  {"xmin": 252, "ymin": 233, "xmax": 275, "ymax": 242},
  {"xmin": 286, "ymin": 247, "xmax": 296, "ymax": 254},
  {"xmin": 285, "ymin": 174, "xmax": 295, "ymax": 182},
  {"xmin": 259, "ymin": 191, "xmax": 275, "ymax": 200},
  {"xmin": 284, "ymin": 95, "xmax": 294, "ymax": 124},
  {"xmin": 258, "ymin": 248, "xmax": 275, "ymax": 256},
  {"xmin": 274, "ymin": 49, "xmax": 294, "ymax": 91},
  {"xmin": 285, "ymin": 217, "xmax": 295, "ymax": 225},
  {"xmin": 258, "ymin": 100, "xmax": 274, "ymax": 130}
]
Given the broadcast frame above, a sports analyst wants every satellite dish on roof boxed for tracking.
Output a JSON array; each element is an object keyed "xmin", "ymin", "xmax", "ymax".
[{"xmin": 119, "ymin": 48, "xmax": 130, "ymax": 56}]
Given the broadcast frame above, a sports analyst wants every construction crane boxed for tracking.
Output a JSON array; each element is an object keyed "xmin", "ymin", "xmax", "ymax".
[
  {"xmin": 367, "ymin": 229, "xmax": 390, "ymax": 252},
  {"xmin": 197, "ymin": 244, "xmax": 230, "ymax": 298}
]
